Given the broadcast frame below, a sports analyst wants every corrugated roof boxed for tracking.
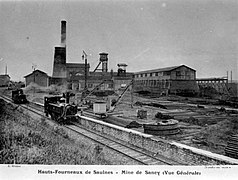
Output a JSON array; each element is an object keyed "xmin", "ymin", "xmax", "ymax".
[{"xmin": 134, "ymin": 65, "xmax": 195, "ymax": 74}]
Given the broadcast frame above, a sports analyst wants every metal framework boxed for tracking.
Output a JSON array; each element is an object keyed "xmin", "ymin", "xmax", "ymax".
[{"xmin": 196, "ymin": 78, "xmax": 230, "ymax": 96}]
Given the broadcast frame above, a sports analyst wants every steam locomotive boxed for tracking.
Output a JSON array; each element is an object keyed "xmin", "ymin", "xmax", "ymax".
[
  {"xmin": 12, "ymin": 89, "xmax": 28, "ymax": 104},
  {"xmin": 44, "ymin": 95, "xmax": 78, "ymax": 124}
]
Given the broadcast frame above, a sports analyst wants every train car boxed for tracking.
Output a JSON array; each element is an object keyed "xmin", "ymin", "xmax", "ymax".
[
  {"xmin": 44, "ymin": 96, "xmax": 78, "ymax": 124},
  {"xmin": 12, "ymin": 89, "xmax": 28, "ymax": 104},
  {"xmin": 93, "ymin": 101, "xmax": 108, "ymax": 118}
]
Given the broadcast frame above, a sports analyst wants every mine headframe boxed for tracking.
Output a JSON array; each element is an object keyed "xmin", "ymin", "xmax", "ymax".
[{"xmin": 93, "ymin": 52, "xmax": 108, "ymax": 73}]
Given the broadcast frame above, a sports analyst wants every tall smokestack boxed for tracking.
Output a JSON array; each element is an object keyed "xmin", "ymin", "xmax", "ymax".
[
  {"xmin": 52, "ymin": 20, "xmax": 67, "ymax": 78},
  {"xmin": 61, "ymin": 20, "xmax": 66, "ymax": 46}
]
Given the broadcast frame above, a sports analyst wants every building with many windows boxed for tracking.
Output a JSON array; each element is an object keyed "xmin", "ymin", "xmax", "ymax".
[{"xmin": 133, "ymin": 65, "xmax": 199, "ymax": 95}]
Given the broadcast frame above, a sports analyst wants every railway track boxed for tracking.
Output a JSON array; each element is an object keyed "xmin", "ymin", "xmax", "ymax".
[
  {"xmin": 67, "ymin": 121, "xmax": 185, "ymax": 165},
  {"xmin": 0, "ymin": 94, "xmax": 185, "ymax": 165},
  {"xmin": 0, "ymin": 94, "xmax": 45, "ymax": 116}
]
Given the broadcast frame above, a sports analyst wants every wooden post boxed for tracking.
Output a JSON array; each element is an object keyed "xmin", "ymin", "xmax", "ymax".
[{"xmin": 131, "ymin": 79, "xmax": 134, "ymax": 108}]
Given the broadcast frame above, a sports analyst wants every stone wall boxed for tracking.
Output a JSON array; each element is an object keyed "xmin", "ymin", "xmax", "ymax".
[{"xmin": 77, "ymin": 114, "xmax": 238, "ymax": 165}]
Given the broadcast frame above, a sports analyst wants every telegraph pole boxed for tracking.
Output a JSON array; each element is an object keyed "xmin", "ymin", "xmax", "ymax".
[
  {"xmin": 131, "ymin": 79, "xmax": 134, "ymax": 108},
  {"xmin": 226, "ymin": 71, "xmax": 229, "ymax": 89},
  {"xmin": 81, "ymin": 51, "xmax": 88, "ymax": 100},
  {"xmin": 32, "ymin": 64, "xmax": 37, "ymax": 95},
  {"xmin": 82, "ymin": 50, "xmax": 88, "ymax": 91}
]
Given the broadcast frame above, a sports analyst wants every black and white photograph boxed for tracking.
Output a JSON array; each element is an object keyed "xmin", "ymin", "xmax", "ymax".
[{"xmin": 0, "ymin": 0, "xmax": 237, "ymax": 179}]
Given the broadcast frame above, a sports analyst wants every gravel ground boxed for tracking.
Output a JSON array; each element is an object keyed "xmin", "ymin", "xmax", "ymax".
[
  {"xmin": 2, "ymin": 87, "xmax": 238, "ymax": 157},
  {"xmin": 0, "ymin": 98, "xmax": 140, "ymax": 165}
]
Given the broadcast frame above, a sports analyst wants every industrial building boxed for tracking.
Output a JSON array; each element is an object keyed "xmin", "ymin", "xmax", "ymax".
[
  {"xmin": 51, "ymin": 20, "xmax": 133, "ymax": 92},
  {"xmin": 67, "ymin": 53, "xmax": 133, "ymax": 92},
  {"xmin": 0, "ymin": 74, "xmax": 10, "ymax": 87},
  {"xmin": 50, "ymin": 20, "xmax": 89, "ymax": 85},
  {"xmin": 23, "ymin": 20, "xmax": 133, "ymax": 91},
  {"xmin": 133, "ymin": 65, "xmax": 199, "ymax": 95},
  {"xmin": 24, "ymin": 20, "xmax": 201, "ymax": 96},
  {"xmin": 24, "ymin": 70, "xmax": 49, "ymax": 87}
]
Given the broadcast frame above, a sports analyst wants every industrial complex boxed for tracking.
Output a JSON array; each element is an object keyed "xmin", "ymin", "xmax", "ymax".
[
  {"xmin": 0, "ymin": 19, "xmax": 238, "ymax": 166},
  {"xmin": 2, "ymin": 20, "xmax": 231, "ymax": 99},
  {"xmin": 22, "ymin": 20, "xmax": 134, "ymax": 95}
]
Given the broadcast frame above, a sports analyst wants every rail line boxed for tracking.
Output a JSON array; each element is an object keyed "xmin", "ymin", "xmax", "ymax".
[
  {"xmin": 0, "ymin": 94, "xmax": 45, "ymax": 116},
  {"xmin": 0, "ymin": 94, "xmax": 185, "ymax": 165},
  {"xmin": 66, "ymin": 121, "xmax": 185, "ymax": 165}
]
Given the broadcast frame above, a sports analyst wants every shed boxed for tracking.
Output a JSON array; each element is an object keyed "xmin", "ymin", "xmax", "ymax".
[
  {"xmin": 0, "ymin": 74, "xmax": 10, "ymax": 87},
  {"xmin": 24, "ymin": 69, "xmax": 49, "ymax": 87}
]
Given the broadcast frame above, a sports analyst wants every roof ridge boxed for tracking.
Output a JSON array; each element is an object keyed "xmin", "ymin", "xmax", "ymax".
[{"xmin": 135, "ymin": 65, "xmax": 181, "ymax": 73}]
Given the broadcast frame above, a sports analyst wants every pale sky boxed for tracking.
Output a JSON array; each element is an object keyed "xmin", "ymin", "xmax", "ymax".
[{"xmin": 0, "ymin": 0, "xmax": 237, "ymax": 81}]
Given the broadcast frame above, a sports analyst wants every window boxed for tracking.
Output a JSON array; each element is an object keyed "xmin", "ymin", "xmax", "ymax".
[
  {"xmin": 163, "ymin": 71, "xmax": 171, "ymax": 76},
  {"xmin": 145, "ymin": 74, "xmax": 147, "ymax": 77},
  {"xmin": 108, "ymin": 84, "xmax": 113, "ymax": 88},
  {"xmin": 176, "ymin": 71, "xmax": 181, "ymax": 76},
  {"xmin": 88, "ymin": 83, "xmax": 93, "ymax": 88},
  {"xmin": 185, "ymin": 71, "xmax": 191, "ymax": 79},
  {"xmin": 165, "ymin": 80, "xmax": 169, "ymax": 87},
  {"xmin": 153, "ymin": 80, "xmax": 156, "ymax": 86},
  {"xmin": 140, "ymin": 74, "xmax": 143, "ymax": 77},
  {"xmin": 162, "ymin": 79, "xmax": 165, "ymax": 87},
  {"xmin": 150, "ymin": 73, "xmax": 152, "ymax": 77},
  {"xmin": 68, "ymin": 83, "xmax": 72, "ymax": 90},
  {"xmin": 156, "ymin": 80, "xmax": 160, "ymax": 87},
  {"xmin": 155, "ymin": 72, "xmax": 158, "ymax": 76}
]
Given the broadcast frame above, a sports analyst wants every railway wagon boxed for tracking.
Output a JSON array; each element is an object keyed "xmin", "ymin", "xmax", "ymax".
[
  {"xmin": 93, "ymin": 101, "xmax": 108, "ymax": 118},
  {"xmin": 44, "ymin": 96, "xmax": 78, "ymax": 124},
  {"xmin": 12, "ymin": 89, "xmax": 28, "ymax": 104}
]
